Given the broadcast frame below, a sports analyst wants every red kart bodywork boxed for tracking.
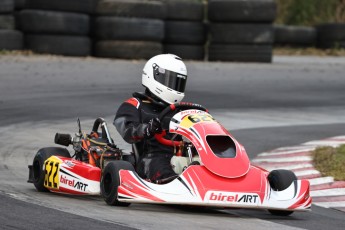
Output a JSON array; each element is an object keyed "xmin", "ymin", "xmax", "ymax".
[
  {"xmin": 42, "ymin": 156, "xmax": 101, "ymax": 195},
  {"xmin": 116, "ymin": 110, "xmax": 311, "ymax": 211}
]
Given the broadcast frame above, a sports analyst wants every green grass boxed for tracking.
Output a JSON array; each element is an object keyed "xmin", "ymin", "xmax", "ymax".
[
  {"xmin": 274, "ymin": 47, "xmax": 345, "ymax": 56},
  {"xmin": 313, "ymin": 144, "xmax": 345, "ymax": 181},
  {"xmin": 275, "ymin": 0, "xmax": 345, "ymax": 25}
]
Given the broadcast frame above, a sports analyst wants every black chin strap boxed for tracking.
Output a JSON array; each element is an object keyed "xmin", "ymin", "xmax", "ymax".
[{"xmin": 132, "ymin": 92, "xmax": 167, "ymax": 108}]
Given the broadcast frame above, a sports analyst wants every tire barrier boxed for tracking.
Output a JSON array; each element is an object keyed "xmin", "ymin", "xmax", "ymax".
[
  {"xmin": 208, "ymin": 44, "xmax": 273, "ymax": 63},
  {"xmin": 208, "ymin": 0, "xmax": 275, "ymax": 62},
  {"xmin": 95, "ymin": 41, "xmax": 163, "ymax": 60},
  {"xmin": 163, "ymin": 0, "xmax": 205, "ymax": 60},
  {"xmin": 209, "ymin": 23, "xmax": 274, "ymax": 44},
  {"xmin": 0, "ymin": 0, "xmax": 23, "ymax": 50},
  {"xmin": 25, "ymin": 0, "xmax": 97, "ymax": 14},
  {"xmin": 5, "ymin": 0, "xmax": 340, "ymax": 62},
  {"xmin": 18, "ymin": 2, "xmax": 91, "ymax": 56},
  {"xmin": 93, "ymin": 0, "xmax": 165, "ymax": 59},
  {"xmin": 94, "ymin": 17, "xmax": 164, "ymax": 41},
  {"xmin": 0, "ymin": 15, "xmax": 15, "ymax": 30},
  {"xmin": 18, "ymin": 10, "xmax": 90, "ymax": 35},
  {"xmin": 0, "ymin": 29, "xmax": 23, "ymax": 50},
  {"xmin": 162, "ymin": 0, "xmax": 204, "ymax": 21},
  {"xmin": 274, "ymin": 25, "xmax": 316, "ymax": 47},
  {"xmin": 316, "ymin": 23, "xmax": 345, "ymax": 49},
  {"xmin": 208, "ymin": 0, "xmax": 277, "ymax": 23},
  {"xmin": 25, "ymin": 35, "xmax": 91, "ymax": 56},
  {"xmin": 14, "ymin": 0, "xmax": 26, "ymax": 10},
  {"xmin": 95, "ymin": 0, "xmax": 166, "ymax": 19},
  {"xmin": 0, "ymin": 0, "xmax": 15, "ymax": 13}
]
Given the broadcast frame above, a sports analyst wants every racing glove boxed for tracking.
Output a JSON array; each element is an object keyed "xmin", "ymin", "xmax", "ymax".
[{"xmin": 144, "ymin": 118, "xmax": 163, "ymax": 138}]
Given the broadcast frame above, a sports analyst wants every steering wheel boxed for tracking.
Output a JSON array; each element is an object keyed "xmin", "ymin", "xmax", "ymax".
[{"xmin": 155, "ymin": 102, "xmax": 208, "ymax": 146}]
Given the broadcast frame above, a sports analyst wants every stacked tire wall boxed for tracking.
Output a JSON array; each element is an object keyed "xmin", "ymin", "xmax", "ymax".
[
  {"xmin": 207, "ymin": 0, "xmax": 276, "ymax": 63},
  {"xmin": 316, "ymin": 23, "xmax": 345, "ymax": 49},
  {"xmin": 0, "ymin": 0, "xmax": 23, "ymax": 51},
  {"xmin": 162, "ymin": 0, "xmax": 206, "ymax": 60},
  {"xmin": 273, "ymin": 25, "xmax": 316, "ymax": 47},
  {"xmin": 93, "ymin": 0, "xmax": 165, "ymax": 59},
  {"xmin": 17, "ymin": 0, "xmax": 94, "ymax": 56},
  {"xmin": 2, "ymin": 0, "xmax": 345, "ymax": 62}
]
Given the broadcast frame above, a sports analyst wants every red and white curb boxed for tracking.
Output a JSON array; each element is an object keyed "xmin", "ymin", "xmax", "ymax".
[{"xmin": 252, "ymin": 136, "xmax": 345, "ymax": 212}]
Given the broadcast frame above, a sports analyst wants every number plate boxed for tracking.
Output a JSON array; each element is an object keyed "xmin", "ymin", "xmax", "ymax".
[
  {"xmin": 44, "ymin": 156, "xmax": 61, "ymax": 189},
  {"xmin": 180, "ymin": 114, "xmax": 215, "ymax": 128}
]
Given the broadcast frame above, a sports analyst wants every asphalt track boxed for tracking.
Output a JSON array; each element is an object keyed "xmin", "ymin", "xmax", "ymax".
[{"xmin": 0, "ymin": 55, "xmax": 345, "ymax": 230}]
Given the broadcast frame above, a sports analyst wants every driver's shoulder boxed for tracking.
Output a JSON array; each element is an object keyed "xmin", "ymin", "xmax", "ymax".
[{"xmin": 124, "ymin": 96, "xmax": 152, "ymax": 110}]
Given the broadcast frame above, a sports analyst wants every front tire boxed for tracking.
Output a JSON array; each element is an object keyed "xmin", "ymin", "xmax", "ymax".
[
  {"xmin": 267, "ymin": 169, "xmax": 297, "ymax": 216},
  {"xmin": 101, "ymin": 161, "xmax": 134, "ymax": 206},
  {"xmin": 32, "ymin": 147, "xmax": 70, "ymax": 192}
]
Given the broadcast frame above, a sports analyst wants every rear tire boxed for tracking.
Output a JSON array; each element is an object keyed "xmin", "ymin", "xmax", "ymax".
[
  {"xmin": 101, "ymin": 161, "xmax": 134, "ymax": 206},
  {"xmin": 32, "ymin": 147, "xmax": 71, "ymax": 192},
  {"xmin": 267, "ymin": 169, "xmax": 297, "ymax": 216}
]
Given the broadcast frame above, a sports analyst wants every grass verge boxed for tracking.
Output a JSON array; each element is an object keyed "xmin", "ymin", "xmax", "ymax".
[
  {"xmin": 313, "ymin": 144, "xmax": 345, "ymax": 181},
  {"xmin": 274, "ymin": 47, "xmax": 345, "ymax": 56}
]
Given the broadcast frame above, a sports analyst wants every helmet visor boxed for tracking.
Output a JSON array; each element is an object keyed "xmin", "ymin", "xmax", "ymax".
[{"xmin": 153, "ymin": 63, "xmax": 187, "ymax": 92}]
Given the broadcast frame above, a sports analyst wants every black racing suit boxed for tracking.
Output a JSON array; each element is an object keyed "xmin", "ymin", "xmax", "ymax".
[{"xmin": 114, "ymin": 92, "xmax": 177, "ymax": 182}]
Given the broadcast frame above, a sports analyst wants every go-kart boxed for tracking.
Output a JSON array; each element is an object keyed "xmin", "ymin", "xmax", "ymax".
[
  {"xmin": 101, "ymin": 102, "xmax": 312, "ymax": 216},
  {"xmin": 28, "ymin": 118, "xmax": 124, "ymax": 195}
]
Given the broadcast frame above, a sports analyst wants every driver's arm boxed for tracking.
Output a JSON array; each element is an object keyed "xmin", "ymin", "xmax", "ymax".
[{"xmin": 114, "ymin": 100, "xmax": 148, "ymax": 144}]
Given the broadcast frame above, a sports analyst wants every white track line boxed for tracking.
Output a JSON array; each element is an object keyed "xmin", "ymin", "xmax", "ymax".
[
  {"xmin": 326, "ymin": 136, "xmax": 345, "ymax": 140},
  {"xmin": 313, "ymin": 201, "xmax": 345, "ymax": 208},
  {"xmin": 252, "ymin": 156, "xmax": 312, "ymax": 163},
  {"xmin": 311, "ymin": 188, "xmax": 345, "ymax": 197},
  {"xmin": 257, "ymin": 148, "xmax": 314, "ymax": 157},
  {"xmin": 303, "ymin": 140, "xmax": 345, "ymax": 147},
  {"xmin": 308, "ymin": 177, "xmax": 334, "ymax": 186},
  {"xmin": 259, "ymin": 163, "xmax": 314, "ymax": 171},
  {"xmin": 272, "ymin": 146, "xmax": 315, "ymax": 151},
  {"xmin": 294, "ymin": 170, "xmax": 320, "ymax": 177}
]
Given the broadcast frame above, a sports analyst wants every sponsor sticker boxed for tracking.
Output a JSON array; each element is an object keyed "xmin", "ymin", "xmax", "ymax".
[
  {"xmin": 60, "ymin": 175, "xmax": 88, "ymax": 192},
  {"xmin": 65, "ymin": 160, "xmax": 75, "ymax": 168},
  {"xmin": 206, "ymin": 191, "xmax": 260, "ymax": 205}
]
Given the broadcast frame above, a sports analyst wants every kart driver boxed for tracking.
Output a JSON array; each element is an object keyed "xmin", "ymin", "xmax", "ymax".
[{"xmin": 114, "ymin": 54, "xmax": 188, "ymax": 183}]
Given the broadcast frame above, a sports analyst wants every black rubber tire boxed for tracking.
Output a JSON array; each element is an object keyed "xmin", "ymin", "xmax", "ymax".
[
  {"xmin": 316, "ymin": 23, "xmax": 345, "ymax": 48},
  {"xmin": 94, "ymin": 40, "xmax": 162, "ymax": 59},
  {"xmin": 267, "ymin": 169, "xmax": 297, "ymax": 216},
  {"xmin": 25, "ymin": 35, "xmax": 91, "ymax": 56},
  {"xmin": 96, "ymin": 0, "xmax": 166, "ymax": 19},
  {"xmin": 25, "ymin": 0, "xmax": 97, "ymax": 14},
  {"xmin": 94, "ymin": 16, "xmax": 164, "ymax": 41},
  {"xmin": 0, "ymin": 29, "xmax": 23, "ymax": 50},
  {"xmin": 101, "ymin": 160, "xmax": 134, "ymax": 206},
  {"xmin": 208, "ymin": 0, "xmax": 276, "ymax": 23},
  {"xmin": 208, "ymin": 44, "xmax": 272, "ymax": 63},
  {"xmin": 162, "ymin": 0, "xmax": 204, "ymax": 21},
  {"xmin": 0, "ymin": 15, "xmax": 15, "ymax": 30},
  {"xmin": 164, "ymin": 21, "xmax": 206, "ymax": 45},
  {"xmin": 316, "ymin": 23, "xmax": 345, "ymax": 42},
  {"xmin": 0, "ymin": 0, "xmax": 14, "ymax": 13},
  {"xmin": 18, "ymin": 10, "xmax": 90, "ymax": 36},
  {"xmin": 164, "ymin": 44, "xmax": 204, "ymax": 60},
  {"xmin": 32, "ymin": 147, "xmax": 71, "ymax": 192},
  {"xmin": 209, "ymin": 23, "xmax": 274, "ymax": 44},
  {"xmin": 14, "ymin": 0, "xmax": 26, "ymax": 9},
  {"xmin": 274, "ymin": 25, "xmax": 316, "ymax": 46}
]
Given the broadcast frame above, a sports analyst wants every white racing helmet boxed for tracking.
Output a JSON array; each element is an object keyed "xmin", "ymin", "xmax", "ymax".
[{"xmin": 142, "ymin": 54, "xmax": 187, "ymax": 104}]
